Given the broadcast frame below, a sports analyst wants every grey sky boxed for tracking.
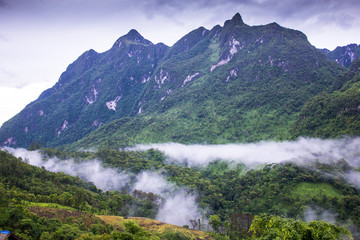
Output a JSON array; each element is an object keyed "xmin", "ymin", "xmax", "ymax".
[{"xmin": 0, "ymin": 0, "xmax": 359, "ymax": 126}]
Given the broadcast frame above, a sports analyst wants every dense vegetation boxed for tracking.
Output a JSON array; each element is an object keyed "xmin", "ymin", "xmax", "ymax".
[
  {"xmin": 0, "ymin": 149, "xmax": 171, "ymax": 239},
  {"xmin": 50, "ymin": 147, "xmax": 360, "ymax": 235},
  {"xmin": 0, "ymin": 149, "xmax": 164, "ymax": 218},
  {"xmin": 2, "ymin": 147, "xmax": 358, "ymax": 239},
  {"xmin": 249, "ymin": 214, "xmax": 351, "ymax": 240},
  {"xmin": 292, "ymin": 59, "xmax": 360, "ymax": 138}
]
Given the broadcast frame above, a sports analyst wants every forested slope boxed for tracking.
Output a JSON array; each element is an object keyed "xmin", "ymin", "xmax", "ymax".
[
  {"xmin": 0, "ymin": 149, "xmax": 204, "ymax": 239},
  {"xmin": 291, "ymin": 59, "xmax": 360, "ymax": 138},
  {"xmin": 2, "ymin": 147, "xmax": 359, "ymax": 239},
  {"xmin": 0, "ymin": 13, "xmax": 345, "ymax": 149}
]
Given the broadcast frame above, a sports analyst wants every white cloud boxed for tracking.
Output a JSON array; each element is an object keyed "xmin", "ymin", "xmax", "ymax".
[
  {"xmin": 128, "ymin": 137, "xmax": 360, "ymax": 168},
  {"xmin": 304, "ymin": 206, "xmax": 337, "ymax": 224},
  {"xmin": 132, "ymin": 171, "xmax": 202, "ymax": 226},
  {"xmin": 4, "ymin": 147, "xmax": 131, "ymax": 191},
  {"xmin": 156, "ymin": 190, "xmax": 202, "ymax": 226},
  {"xmin": 132, "ymin": 171, "xmax": 175, "ymax": 195},
  {"xmin": 4, "ymin": 147, "xmax": 203, "ymax": 226},
  {"xmin": 4, "ymin": 136, "xmax": 360, "ymax": 226}
]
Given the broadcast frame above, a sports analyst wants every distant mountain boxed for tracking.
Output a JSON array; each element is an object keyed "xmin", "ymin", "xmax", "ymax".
[
  {"xmin": 322, "ymin": 44, "xmax": 360, "ymax": 68},
  {"xmin": 0, "ymin": 13, "xmax": 346, "ymax": 149}
]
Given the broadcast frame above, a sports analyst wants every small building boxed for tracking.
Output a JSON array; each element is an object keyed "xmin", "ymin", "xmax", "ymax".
[{"xmin": 0, "ymin": 231, "xmax": 21, "ymax": 240}]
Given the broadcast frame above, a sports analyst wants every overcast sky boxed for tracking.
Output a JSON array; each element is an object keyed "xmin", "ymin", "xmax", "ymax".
[{"xmin": 0, "ymin": 0, "xmax": 359, "ymax": 126}]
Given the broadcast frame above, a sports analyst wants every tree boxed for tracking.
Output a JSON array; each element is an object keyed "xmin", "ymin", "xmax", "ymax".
[
  {"xmin": 52, "ymin": 224, "xmax": 81, "ymax": 240},
  {"xmin": 209, "ymin": 215, "xmax": 223, "ymax": 233},
  {"xmin": 73, "ymin": 189, "xmax": 88, "ymax": 211},
  {"xmin": 123, "ymin": 221, "xmax": 144, "ymax": 235},
  {"xmin": 249, "ymin": 214, "xmax": 352, "ymax": 240},
  {"xmin": 109, "ymin": 195, "xmax": 123, "ymax": 215}
]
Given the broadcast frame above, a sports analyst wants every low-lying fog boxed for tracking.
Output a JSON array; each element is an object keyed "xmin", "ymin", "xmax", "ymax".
[
  {"xmin": 4, "ymin": 137, "xmax": 360, "ymax": 226},
  {"xmin": 128, "ymin": 137, "xmax": 360, "ymax": 168},
  {"xmin": 4, "ymin": 147, "xmax": 201, "ymax": 226}
]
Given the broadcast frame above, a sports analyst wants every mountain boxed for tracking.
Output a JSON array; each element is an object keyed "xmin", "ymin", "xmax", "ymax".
[
  {"xmin": 291, "ymin": 59, "xmax": 360, "ymax": 138},
  {"xmin": 0, "ymin": 13, "xmax": 346, "ymax": 149},
  {"xmin": 322, "ymin": 43, "xmax": 360, "ymax": 68},
  {"xmin": 0, "ymin": 29, "xmax": 168, "ymax": 148}
]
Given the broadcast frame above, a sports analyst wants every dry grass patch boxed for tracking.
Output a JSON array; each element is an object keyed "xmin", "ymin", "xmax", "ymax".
[
  {"xmin": 97, "ymin": 215, "xmax": 214, "ymax": 240},
  {"xmin": 29, "ymin": 206, "xmax": 103, "ymax": 228}
]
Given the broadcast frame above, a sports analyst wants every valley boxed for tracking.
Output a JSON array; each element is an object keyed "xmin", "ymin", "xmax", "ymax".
[{"xmin": 1, "ymin": 12, "xmax": 360, "ymax": 240}]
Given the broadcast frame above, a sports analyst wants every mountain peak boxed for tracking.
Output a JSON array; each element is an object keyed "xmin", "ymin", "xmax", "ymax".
[
  {"xmin": 123, "ymin": 29, "xmax": 152, "ymax": 44},
  {"xmin": 126, "ymin": 29, "xmax": 142, "ymax": 38},
  {"xmin": 232, "ymin": 13, "xmax": 243, "ymax": 23},
  {"xmin": 224, "ymin": 13, "xmax": 245, "ymax": 27},
  {"xmin": 113, "ymin": 29, "xmax": 153, "ymax": 48}
]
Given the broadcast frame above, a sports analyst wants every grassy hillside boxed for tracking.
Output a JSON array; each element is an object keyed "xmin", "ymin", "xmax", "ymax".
[
  {"xmin": 97, "ymin": 215, "xmax": 213, "ymax": 239},
  {"xmin": 24, "ymin": 206, "xmax": 214, "ymax": 240}
]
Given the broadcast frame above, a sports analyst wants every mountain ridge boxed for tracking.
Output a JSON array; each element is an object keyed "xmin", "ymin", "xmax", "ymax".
[
  {"xmin": 0, "ymin": 13, "xmax": 349, "ymax": 149},
  {"xmin": 322, "ymin": 43, "xmax": 360, "ymax": 68}
]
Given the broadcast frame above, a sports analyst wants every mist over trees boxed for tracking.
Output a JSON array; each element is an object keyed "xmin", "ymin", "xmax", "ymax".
[{"xmin": 2, "ymin": 140, "xmax": 360, "ymax": 239}]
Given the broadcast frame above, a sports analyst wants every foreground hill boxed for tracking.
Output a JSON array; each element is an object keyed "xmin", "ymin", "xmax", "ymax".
[
  {"xmin": 0, "ymin": 13, "xmax": 346, "ymax": 149},
  {"xmin": 2, "ymin": 146, "xmax": 360, "ymax": 239},
  {"xmin": 0, "ymin": 149, "xmax": 214, "ymax": 239},
  {"xmin": 27, "ymin": 207, "xmax": 214, "ymax": 239}
]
